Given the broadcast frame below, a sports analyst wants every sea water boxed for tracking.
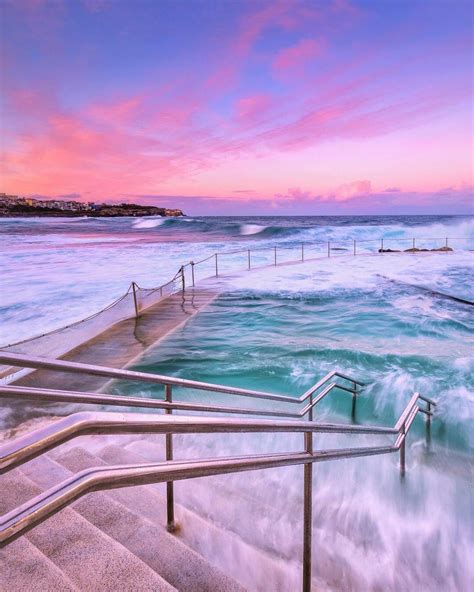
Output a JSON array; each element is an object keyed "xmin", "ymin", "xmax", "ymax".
[{"xmin": 0, "ymin": 215, "xmax": 473, "ymax": 590}]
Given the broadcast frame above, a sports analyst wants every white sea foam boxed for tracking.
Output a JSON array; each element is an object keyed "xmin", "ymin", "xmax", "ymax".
[
  {"xmin": 132, "ymin": 217, "xmax": 166, "ymax": 228},
  {"xmin": 239, "ymin": 223, "xmax": 267, "ymax": 235}
]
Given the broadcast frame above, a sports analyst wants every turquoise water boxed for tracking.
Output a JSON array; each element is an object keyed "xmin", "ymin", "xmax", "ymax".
[{"xmin": 109, "ymin": 254, "xmax": 473, "ymax": 591}]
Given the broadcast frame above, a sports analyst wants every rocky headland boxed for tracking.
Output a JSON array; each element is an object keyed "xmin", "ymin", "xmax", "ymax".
[{"xmin": 0, "ymin": 194, "xmax": 184, "ymax": 217}]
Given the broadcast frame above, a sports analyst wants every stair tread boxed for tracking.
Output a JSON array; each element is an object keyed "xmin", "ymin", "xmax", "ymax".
[
  {"xmin": 0, "ymin": 469, "xmax": 176, "ymax": 591},
  {"xmin": 0, "ymin": 538, "xmax": 80, "ymax": 592},
  {"xmin": 96, "ymin": 444, "xmax": 303, "ymax": 592},
  {"xmin": 25, "ymin": 450, "xmax": 245, "ymax": 592},
  {"xmin": 122, "ymin": 437, "xmax": 300, "ymax": 558}
]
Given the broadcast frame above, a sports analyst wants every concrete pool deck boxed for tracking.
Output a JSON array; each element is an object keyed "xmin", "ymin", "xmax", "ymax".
[
  {"xmin": 14, "ymin": 287, "xmax": 218, "ymax": 391},
  {"xmin": 1, "ymin": 288, "xmax": 218, "ymax": 428}
]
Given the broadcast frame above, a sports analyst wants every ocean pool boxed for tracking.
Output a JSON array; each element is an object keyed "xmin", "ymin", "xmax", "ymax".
[{"xmin": 109, "ymin": 253, "xmax": 473, "ymax": 591}]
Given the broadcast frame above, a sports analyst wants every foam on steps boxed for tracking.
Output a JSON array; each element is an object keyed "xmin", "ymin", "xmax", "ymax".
[
  {"xmin": 97, "ymin": 444, "xmax": 303, "ymax": 592},
  {"xmin": 123, "ymin": 436, "xmax": 301, "ymax": 559},
  {"xmin": 31, "ymin": 448, "xmax": 245, "ymax": 592},
  {"xmin": 0, "ymin": 469, "xmax": 175, "ymax": 591}
]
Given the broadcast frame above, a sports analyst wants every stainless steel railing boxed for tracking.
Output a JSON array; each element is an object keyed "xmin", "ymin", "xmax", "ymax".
[
  {"xmin": 0, "ymin": 351, "xmax": 368, "ymax": 538},
  {"xmin": 0, "ymin": 351, "xmax": 435, "ymax": 522},
  {"xmin": 0, "ymin": 352, "xmax": 436, "ymax": 592},
  {"xmin": 0, "ymin": 411, "xmax": 398, "ymax": 475},
  {"xmin": 0, "ymin": 393, "xmax": 433, "ymax": 592},
  {"xmin": 0, "ymin": 351, "xmax": 364, "ymax": 403}
]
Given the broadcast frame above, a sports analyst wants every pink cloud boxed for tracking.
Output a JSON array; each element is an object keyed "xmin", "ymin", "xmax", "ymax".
[
  {"xmin": 333, "ymin": 180, "xmax": 372, "ymax": 201},
  {"xmin": 273, "ymin": 39, "xmax": 325, "ymax": 77},
  {"xmin": 235, "ymin": 94, "xmax": 272, "ymax": 124},
  {"xmin": 86, "ymin": 96, "xmax": 145, "ymax": 127},
  {"xmin": 275, "ymin": 181, "xmax": 371, "ymax": 204}
]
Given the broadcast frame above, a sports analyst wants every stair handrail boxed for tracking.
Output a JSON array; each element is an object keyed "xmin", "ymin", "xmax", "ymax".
[
  {"xmin": 0, "ymin": 352, "xmax": 364, "ymax": 404},
  {"xmin": 0, "ymin": 351, "xmax": 436, "ymax": 591},
  {"xmin": 0, "ymin": 410, "xmax": 400, "ymax": 475},
  {"xmin": 0, "ymin": 392, "xmax": 433, "ymax": 553}
]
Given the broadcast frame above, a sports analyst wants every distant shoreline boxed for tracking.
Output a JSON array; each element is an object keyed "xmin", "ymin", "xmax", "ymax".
[
  {"xmin": 0, "ymin": 211, "xmax": 184, "ymax": 218},
  {"xmin": 0, "ymin": 194, "xmax": 184, "ymax": 218}
]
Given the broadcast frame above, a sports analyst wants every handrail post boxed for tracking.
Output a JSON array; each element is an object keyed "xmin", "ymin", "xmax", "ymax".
[
  {"xmin": 248, "ymin": 249, "xmax": 251, "ymax": 270},
  {"xmin": 381, "ymin": 239, "xmax": 384, "ymax": 252},
  {"xmin": 274, "ymin": 246, "xmax": 277, "ymax": 266},
  {"xmin": 301, "ymin": 243, "xmax": 304, "ymax": 262},
  {"xmin": 412, "ymin": 238, "xmax": 415, "ymax": 250},
  {"xmin": 131, "ymin": 282, "xmax": 139, "ymax": 318},
  {"xmin": 351, "ymin": 383, "xmax": 357, "ymax": 421},
  {"xmin": 400, "ymin": 421, "xmax": 406, "ymax": 477},
  {"xmin": 181, "ymin": 266, "xmax": 185, "ymax": 293},
  {"xmin": 164, "ymin": 384, "xmax": 176, "ymax": 532},
  {"xmin": 327, "ymin": 241, "xmax": 330, "ymax": 257},
  {"xmin": 445, "ymin": 237, "xmax": 448, "ymax": 249},
  {"xmin": 353, "ymin": 240, "xmax": 356, "ymax": 256},
  {"xmin": 302, "ymin": 431, "xmax": 313, "ymax": 592},
  {"xmin": 426, "ymin": 401, "xmax": 432, "ymax": 444},
  {"xmin": 190, "ymin": 261, "xmax": 195, "ymax": 287},
  {"xmin": 215, "ymin": 253, "xmax": 218, "ymax": 277}
]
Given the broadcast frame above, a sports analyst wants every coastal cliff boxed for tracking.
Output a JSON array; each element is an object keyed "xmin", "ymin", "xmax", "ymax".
[{"xmin": 0, "ymin": 194, "xmax": 184, "ymax": 217}]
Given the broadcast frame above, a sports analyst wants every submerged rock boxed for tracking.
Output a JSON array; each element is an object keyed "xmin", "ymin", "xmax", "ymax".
[{"xmin": 403, "ymin": 246, "xmax": 454, "ymax": 252}]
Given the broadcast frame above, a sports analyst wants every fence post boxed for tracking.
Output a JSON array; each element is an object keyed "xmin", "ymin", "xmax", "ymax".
[
  {"xmin": 191, "ymin": 261, "xmax": 195, "ymax": 287},
  {"xmin": 327, "ymin": 241, "xmax": 330, "ymax": 257},
  {"xmin": 302, "ymin": 431, "xmax": 313, "ymax": 592},
  {"xmin": 164, "ymin": 384, "xmax": 175, "ymax": 531},
  {"xmin": 215, "ymin": 253, "xmax": 218, "ymax": 277},
  {"xmin": 248, "ymin": 249, "xmax": 251, "ymax": 270},
  {"xmin": 445, "ymin": 237, "xmax": 448, "ymax": 248},
  {"xmin": 353, "ymin": 240, "xmax": 356, "ymax": 256},
  {"xmin": 381, "ymin": 239, "xmax": 384, "ymax": 252},
  {"xmin": 131, "ymin": 282, "xmax": 139, "ymax": 317},
  {"xmin": 412, "ymin": 238, "xmax": 415, "ymax": 250},
  {"xmin": 301, "ymin": 243, "xmax": 304, "ymax": 262},
  {"xmin": 274, "ymin": 246, "xmax": 277, "ymax": 266}
]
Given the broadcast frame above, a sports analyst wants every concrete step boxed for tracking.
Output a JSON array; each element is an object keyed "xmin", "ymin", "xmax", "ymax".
[
  {"xmin": 0, "ymin": 538, "xmax": 79, "ymax": 592},
  {"xmin": 96, "ymin": 444, "xmax": 303, "ymax": 592},
  {"xmin": 123, "ymin": 436, "xmax": 302, "ymax": 560},
  {"xmin": 33, "ymin": 448, "xmax": 245, "ymax": 592},
  {"xmin": 0, "ymin": 469, "xmax": 176, "ymax": 591}
]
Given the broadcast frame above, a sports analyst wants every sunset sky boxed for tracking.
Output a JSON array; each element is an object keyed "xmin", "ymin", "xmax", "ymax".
[{"xmin": 1, "ymin": 0, "xmax": 472, "ymax": 214}]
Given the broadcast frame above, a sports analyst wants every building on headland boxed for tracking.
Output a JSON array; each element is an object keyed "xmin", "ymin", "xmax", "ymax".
[{"xmin": 0, "ymin": 194, "xmax": 184, "ymax": 217}]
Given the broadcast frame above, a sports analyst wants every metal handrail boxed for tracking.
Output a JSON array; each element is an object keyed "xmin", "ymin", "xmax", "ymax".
[
  {"xmin": 0, "ymin": 351, "xmax": 435, "ymax": 591},
  {"xmin": 0, "ymin": 411, "xmax": 399, "ymax": 474},
  {"xmin": 0, "ymin": 380, "xmax": 355, "ymax": 420},
  {"xmin": 0, "ymin": 394, "xmax": 432, "ymax": 550},
  {"xmin": 0, "ymin": 352, "xmax": 364, "ymax": 404}
]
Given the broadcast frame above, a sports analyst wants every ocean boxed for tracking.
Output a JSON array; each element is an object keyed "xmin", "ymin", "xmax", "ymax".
[{"xmin": 0, "ymin": 214, "xmax": 473, "ymax": 590}]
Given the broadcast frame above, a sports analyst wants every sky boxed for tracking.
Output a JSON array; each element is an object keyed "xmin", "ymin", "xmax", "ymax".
[{"xmin": 0, "ymin": 0, "xmax": 473, "ymax": 215}]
